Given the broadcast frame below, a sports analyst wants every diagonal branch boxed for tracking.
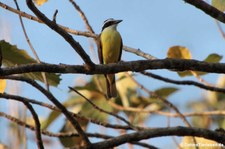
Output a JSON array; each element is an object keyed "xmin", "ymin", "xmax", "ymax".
[
  {"xmin": 68, "ymin": 0, "xmax": 95, "ymax": 34},
  {"xmin": 21, "ymin": 101, "xmax": 44, "ymax": 149},
  {"xmin": 26, "ymin": 0, "xmax": 94, "ymax": 68},
  {"xmin": 184, "ymin": 0, "xmax": 225, "ymax": 23}
]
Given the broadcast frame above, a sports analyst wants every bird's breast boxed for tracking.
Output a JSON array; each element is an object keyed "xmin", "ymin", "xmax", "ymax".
[{"xmin": 101, "ymin": 29, "xmax": 122, "ymax": 64}]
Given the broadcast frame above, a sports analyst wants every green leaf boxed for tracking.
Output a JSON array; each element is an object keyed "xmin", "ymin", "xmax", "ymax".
[
  {"xmin": 154, "ymin": 87, "xmax": 179, "ymax": 98},
  {"xmin": 0, "ymin": 40, "xmax": 61, "ymax": 86},
  {"xmin": 203, "ymin": 53, "xmax": 222, "ymax": 63},
  {"xmin": 212, "ymin": 0, "xmax": 225, "ymax": 12}
]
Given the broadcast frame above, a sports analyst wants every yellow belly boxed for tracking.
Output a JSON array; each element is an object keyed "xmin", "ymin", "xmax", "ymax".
[{"xmin": 101, "ymin": 28, "xmax": 121, "ymax": 64}]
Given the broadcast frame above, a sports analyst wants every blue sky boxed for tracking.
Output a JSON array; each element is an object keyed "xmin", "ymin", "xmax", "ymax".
[{"xmin": 0, "ymin": 0, "xmax": 224, "ymax": 148}]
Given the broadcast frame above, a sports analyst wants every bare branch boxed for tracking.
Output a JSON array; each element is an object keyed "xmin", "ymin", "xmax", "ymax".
[
  {"xmin": 90, "ymin": 126, "xmax": 225, "ymax": 149},
  {"xmin": 68, "ymin": 0, "xmax": 95, "ymax": 34},
  {"xmin": 141, "ymin": 71, "xmax": 225, "ymax": 94},
  {"xmin": 1, "ymin": 59, "xmax": 225, "ymax": 76},
  {"xmin": 123, "ymin": 46, "xmax": 157, "ymax": 60},
  {"xmin": 23, "ymin": 102, "xmax": 44, "ymax": 149},
  {"xmin": 184, "ymin": 0, "xmax": 225, "ymax": 23}
]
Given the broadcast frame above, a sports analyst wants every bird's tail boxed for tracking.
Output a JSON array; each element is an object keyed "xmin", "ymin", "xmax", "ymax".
[{"xmin": 105, "ymin": 74, "xmax": 117, "ymax": 98}]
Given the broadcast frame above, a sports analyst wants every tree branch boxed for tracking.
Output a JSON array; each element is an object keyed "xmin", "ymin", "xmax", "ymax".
[
  {"xmin": 90, "ymin": 126, "xmax": 225, "ymax": 149},
  {"xmin": 26, "ymin": 0, "xmax": 94, "ymax": 68},
  {"xmin": 22, "ymin": 101, "xmax": 44, "ymax": 149},
  {"xmin": 184, "ymin": 0, "xmax": 225, "ymax": 23},
  {"xmin": 141, "ymin": 71, "xmax": 225, "ymax": 94},
  {"xmin": 68, "ymin": 0, "xmax": 95, "ymax": 34},
  {"xmin": 1, "ymin": 59, "xmax": 225, "ymax": 77},
  {"xmin": 123, "ymin": 46, "xmax": 157, "ymax": 60}
]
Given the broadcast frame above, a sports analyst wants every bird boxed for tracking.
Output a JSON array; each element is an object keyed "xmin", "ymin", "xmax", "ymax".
[{"xmin": 98, "ymin": 18, "xmax": 123, "ymax": 98}]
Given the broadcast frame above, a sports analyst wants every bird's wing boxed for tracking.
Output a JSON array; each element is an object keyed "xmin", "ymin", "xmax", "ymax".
[
  {"xmin": 118, "ymin": 37, "xmax": 123, "ymax": 61},
  {"xmin": 97, "ymin": 34, "xmax": 103, "ymax": 64}
]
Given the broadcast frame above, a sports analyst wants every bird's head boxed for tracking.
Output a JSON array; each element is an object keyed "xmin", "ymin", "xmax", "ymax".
[{"xmin": 101, "ymin": 18, "xmax": 122, "ymax": 31}]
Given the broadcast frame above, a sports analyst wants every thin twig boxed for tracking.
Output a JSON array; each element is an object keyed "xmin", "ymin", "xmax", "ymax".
[
  {"xmin": 22, "ymin": 101, "xmax": 44, "ymax": 149},
  {"xmin": 109, "ymin": 100, "xmax": 225, "ymax": 116},
  {"xmin": 141, "ymin": 71, "xmax": 225, "ymax": 94},
  {"xmin": 68, "ymin": 0, "xmax": 94, "ymax": 34},
  {"xmin": 13, "ymin": 0, "xmax": 49, "ymax": 91},
  {"xmin": 190, "ymin": 70, "xmax": 212, "ymax": 86},
  {"xmin": 215, "ymin": 20, "xmax": 225, "ymax": 39},
  {"xmin": 123, "ymin": 46, "xmax": 157, "ymax": 60},
  {"xmin": 52, "ymin": 9, "xmax": 58, "ymax": 23}
]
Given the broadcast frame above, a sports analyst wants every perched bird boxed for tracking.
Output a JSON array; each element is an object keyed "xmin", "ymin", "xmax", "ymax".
[{"xmin": 98, "ymin": 18, "xmax": 123, "ymax": 98}]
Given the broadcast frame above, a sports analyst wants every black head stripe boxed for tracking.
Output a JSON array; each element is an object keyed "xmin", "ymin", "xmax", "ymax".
[
  {"xmin": 102, "ymin": 18, "xmax": 115, "ymax": 31},
  {"xmin": 102, "ymin": 21, "xmax": 114, "ymax": 31}
]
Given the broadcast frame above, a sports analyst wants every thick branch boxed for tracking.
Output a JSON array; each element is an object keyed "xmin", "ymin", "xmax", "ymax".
[
  {"xmin": 184, "ymin": 0, "xmax": 225, "ymax": 23},
  {"xmin": 26, "ymin": 0, "xmax": 94, "ymax": 68},
  {"xmin": 1, "ymin": 59, "xmax": 225, "ymax": 76},
  {"xmin": 91, "ymin": 126, "xmax": 225, "ymax": 149}
]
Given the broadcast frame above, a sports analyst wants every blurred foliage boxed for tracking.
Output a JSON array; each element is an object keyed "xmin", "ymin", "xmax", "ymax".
[
  {"xmin": 0, "ymin": 79, "xmax": 6, "ymax": 93},
  {"xmin": 33, "ymin": 0, "xmax": 48, "ymax": 6},
  {"xmin": 188, "ymin": 75, "xmax": 225, "ymax": 129},
  {"xmin": 0, "ymin": 40, "xmax": 61, "ymax": 86},
  {"xmin": 41, "ymin": 72, "xmax": 179, "ymax": 147},
  {"xmin": 167, "ymin": 45, "xmax": 224, "ymax": 129}
]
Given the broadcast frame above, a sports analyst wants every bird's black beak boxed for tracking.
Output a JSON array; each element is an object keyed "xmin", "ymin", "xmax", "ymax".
[{"xmin": 115, "ymin": 20, "xmax": 123, "ymax": 24}]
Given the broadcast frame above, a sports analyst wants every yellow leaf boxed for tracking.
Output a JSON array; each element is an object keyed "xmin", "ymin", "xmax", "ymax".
[
  {"xmin": 0, "ymin": 79, "xmax": 6, "ymax": 93},
  {"xmin": 167, "ymin": 46, "xmax": 192, "ymax": 59},
  {"xmin": 33, "ymin": 0, "xmax": 48, "ymax": 6}
]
